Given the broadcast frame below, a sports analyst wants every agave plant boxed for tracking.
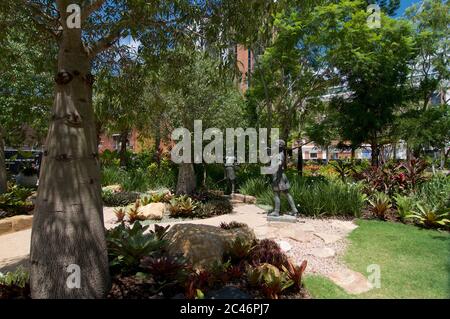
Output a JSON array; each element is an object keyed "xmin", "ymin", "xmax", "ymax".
[
  {"xmin": 406, "ymin": 203, "xmax": 450, "ymax": 229},
  {"xmin": 368, "ymin": 192, "xmax": 392, "ymax": 220}
]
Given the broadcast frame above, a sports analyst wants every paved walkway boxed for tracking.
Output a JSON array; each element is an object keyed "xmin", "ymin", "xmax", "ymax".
[{"xmin": 0, "ymin": 203, "xmax": 372, "ymax": 294}]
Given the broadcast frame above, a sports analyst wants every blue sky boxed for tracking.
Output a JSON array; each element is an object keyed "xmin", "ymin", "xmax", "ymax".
[{"xmin": 398, "ymin": 0, "xmax": 423, "ymax": 16}]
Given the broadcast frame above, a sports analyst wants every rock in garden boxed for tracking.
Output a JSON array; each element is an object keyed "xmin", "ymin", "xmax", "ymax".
[
  {"xmin": 140, "ymin": 203, "xmax": 165, "ymax": 220},
  {"xmin": 244, "ymin": 195, "xmax": 257, "ymax": 204},
  {"xmin": 327, "ymin": 269, "xmax": 373, "ymax": 294},
  {"xmin": 309, "ymin": 247, "xmax": 336, "ymax": 258},
  {"xmin": 276, "ymin": 240, "xmax": 292, "ymax": 252},
  {"xmin": 314, "ymin": 232, "xmax": 342, "ymax": 244},
  {"xmin": 205, "ymin": 286, "xmax": 251, "ymax": 299},
  {"xmin": 102, "ymin": 184, "xmax": 122, "ymax": 193},
  {"xmin": 165, "ymin": 224, "xmax": 256, "ymax": 269}
]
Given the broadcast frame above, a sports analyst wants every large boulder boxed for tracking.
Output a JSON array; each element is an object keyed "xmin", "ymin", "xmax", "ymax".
[
  {"xmin": 140, "ymin": 203, "xmax": 165, "ymax": 220},
  {"xmin": 164, "ymin": 224, "xmax": 256, "ymax": 269}
]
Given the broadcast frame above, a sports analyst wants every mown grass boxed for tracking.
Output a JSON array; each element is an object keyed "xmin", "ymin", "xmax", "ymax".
[{"xmin": 304, "ymin": 220, "xmax": 450, "ymax": 299}]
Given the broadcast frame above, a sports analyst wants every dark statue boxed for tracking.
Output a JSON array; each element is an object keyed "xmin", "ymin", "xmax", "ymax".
[{"xmin": 268, "ymin": 140, "xmax": 298, "ymax": 217}]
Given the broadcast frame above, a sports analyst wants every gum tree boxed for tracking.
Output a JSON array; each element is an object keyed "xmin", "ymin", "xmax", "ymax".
[
  {"xmin": 2, "ymin": 0, "xmax": 265, "ymax": 298},
  {"xmin": 312, "ymin": 0, "xmax": 415, "ymax": 167}
]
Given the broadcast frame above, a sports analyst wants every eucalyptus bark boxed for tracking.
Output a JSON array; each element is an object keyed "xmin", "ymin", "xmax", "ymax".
[
  {"xmin": 30, "ymin": 29, "xmax": 110, "ymax": 298},
  {"xmin": 0, "ymin": 132, "xmax": 7, "ymax": 194},
  {"xmin": 176, "ymin": 163, "xmax": 196, "ymax": 195}
]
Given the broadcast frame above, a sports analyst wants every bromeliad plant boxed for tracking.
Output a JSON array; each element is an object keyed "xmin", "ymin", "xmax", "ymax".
[
  {"xmin": 127, "ymin": 200, "xmax": 146, "ymax": 223},
  {"xmin": 397, "ymin": 158, "xmax": 428, "ymax": 192},
  {"xmin": 106, "ymin": 221, "xmax": 166, "ymax": 274},
  {"xmin": 406, "ymin": 203, "xmax": 450, "ymax": 229},
  {"xmin": 368, "ymin": 192, "xmax": 392, "ymax": 220},
  {"xmin": 224, "ymin": 237, "xmax": 254, "ymax": 264},
  {"xmin": 254, "ymin": 263, "xmax": 293, "ymax": 299},
  {"xmin": 168, "ymin": 195, "xmax": 199, "ymax": 218},
  {"xmin": 393, "ymin": 194, "xmax": 415, "ymax": 222},
  {"xmin": 282, "ymin": 260, "xmax": 307, "ymax": 291}
]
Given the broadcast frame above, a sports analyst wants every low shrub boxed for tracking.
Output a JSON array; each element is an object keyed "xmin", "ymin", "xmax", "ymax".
[
  {"xmin": 0, "ymin": 185, "xmax": 34, "ymax": 218},
  {"xmin": 239, "ymin": 176, "xmax": 268, "ymax": 197},
  {"xmin": 393, "ymin": 194, "xmax": 415, "ymax": 222},
  {"xmin": 248, "ymin": 239, "xmax": 289, "ymax": 270},
  {"xmin": 168, "ymin": 196, "xmax": 199, "ymax": 218},
  {"xmin": 0, "ymin": 266, "xmax": 30, "ymax": 299},
  {"xmin": 254, "ymin": 177, "xmax": 366, "ymax": 217},
  {"xmin": 368, "ymin": 192, "xmax": 392, "ymax": 220},
  {"xmin": 102, "ymin": 190, "xmax": 140, "ymax": 207},
  {"xmin": 220, "ymin": 221, "xmax": 248, "ymax": 230},
  {"xmin": 196, "ymin": 198, "xmax": 233, "ymax": 218},
  {"xmin": 406, "ymin": 203, "xmax": 449, "ymax": 229},
  {"xmin": 106, "ymin": 221, "xmax": 166, "ymax": 274}
]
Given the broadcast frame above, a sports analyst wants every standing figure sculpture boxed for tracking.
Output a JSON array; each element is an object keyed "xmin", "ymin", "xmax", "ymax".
[
  {"xmin": 224, "ymin": 155, "xmax": 236, "ymax": 194},
  {"xmin": 268, "ymin": 140, "xmax": 298, "ymax": 217}
]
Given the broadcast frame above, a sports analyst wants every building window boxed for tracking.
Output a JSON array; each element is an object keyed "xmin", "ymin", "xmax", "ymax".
[{"xmin": 310, "ymin": 152, "xmax": 317, "ymax": 159}]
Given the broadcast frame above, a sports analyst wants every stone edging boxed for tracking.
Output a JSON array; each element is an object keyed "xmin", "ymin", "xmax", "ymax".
[{"xmin": 0, "ymin": 215, "xmax": 33, "ymax": 236}]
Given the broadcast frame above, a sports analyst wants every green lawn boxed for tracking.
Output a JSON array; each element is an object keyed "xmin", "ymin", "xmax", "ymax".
[{"xmin": 305, "ymin": 220, "xmax": 450, "ymax": 299}]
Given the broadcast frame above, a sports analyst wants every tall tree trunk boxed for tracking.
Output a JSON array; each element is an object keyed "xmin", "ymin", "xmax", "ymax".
[
  {"xmin": 325, "ymin": 145, "xmax": 330, "ymax": 165},
  {"xmin": 371, "ymin": 142, "xmax": 380, "ymax": 167},
  {"xmin": 176, "ymin": 163, "xmax": 196, "ymax": 195},
  {"xmin": 392, "ymin": 143, "xmax": 397, "ymax": 161},
  {"xmin": 119, "ymin": 130, "xmax": 129, "ymax": 167},
  {"xmin": 154, "ymin": 125, "xmax": 161, "ymax": 165},
  {"xmin": 297, "ymin": 144, "xmax": 303, "ymax": 176},
  {"xmin": 30, "ymin": 33, "xmax": 110, "ymax": 298},
  {"xmin": 440, "ymin": 147, "xmax": 446, "ymax": 170},
  {"xmin": 0, "ymin": 131, "xmax": 7, "ymax": 194}
]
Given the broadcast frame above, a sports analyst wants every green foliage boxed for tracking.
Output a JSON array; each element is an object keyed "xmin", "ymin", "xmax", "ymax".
[
  {"xmin": 239, "ymin": 176, "xmax": 269, "ymax": 197},
  {"xmin": 393, "ymin": 194, "xmax": 415, "ymax": 222},
  {"xmin": 406, "ymin": 203, "xmax": 450, "ymax": 229},
  {"xmin": 168, "ymin": 196, "xmax": 199, "ymax": 218},
  {"xmin": 224, "ymin": 237, "xmax": 254, "ymax": 264},
  {"xmin": 330, "ymin": 160, "xmax": 355, "ymax": 182},
  {"xmin": 254, "ymin": 176, "xmax": 366, "ymax": 217},
  {"xmin": 106, "ymin": 221, "xmax": 166, "ymax": 274},
  {"xmin": 313, "ymin": 0, "xmax": 415, "ymax": 159},
  {"xmin": 252, "ymin": 263, "xmax": 294, "ymax": 299},
  {"xmin": 101, "ymin": 158, "xmax": 177, "ymax": 192},
  {"xmin": 368, "ymin": 192, "xmax": 392, "ymax": 220},
  {"xmin": 196, "ymin": 199, "xmax": 233, "ymax": 218},
  {"xmin": 0, "ymin": 185, "xmax": 34, "ymax": 217},
  {"xmin": 102, "ymin": 189, "xmax": 139, "ymax": 207},
  {"xmin": 413, "ymin": 174, "xmax": 450, "ymax": 210},
  {"xmin": 0, "ymin": 266, "xmax": 29, "ymax": 288}
]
